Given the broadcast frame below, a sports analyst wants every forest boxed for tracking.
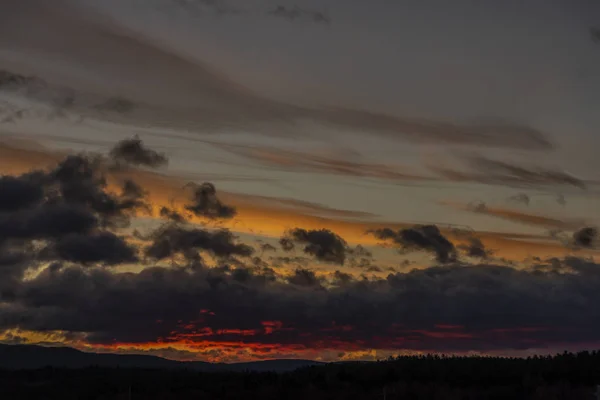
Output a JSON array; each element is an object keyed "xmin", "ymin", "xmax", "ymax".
[{"xmin": 3, "ymin": 351, "xmax": 600, "ymax": 399}]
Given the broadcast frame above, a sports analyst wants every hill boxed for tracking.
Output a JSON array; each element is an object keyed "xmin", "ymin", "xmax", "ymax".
[{"xmin": 0, "ymin": 343, "xmax": 323, "ymax": 372}]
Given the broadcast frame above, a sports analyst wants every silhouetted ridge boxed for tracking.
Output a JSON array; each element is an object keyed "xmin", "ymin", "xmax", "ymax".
[{"xmin": 0, "ymin": 344, "xmax": 322, "ymax": 372}]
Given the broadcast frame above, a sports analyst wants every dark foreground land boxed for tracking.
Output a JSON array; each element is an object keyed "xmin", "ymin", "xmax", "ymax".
[{"xmin": 3, "ymin": 351, "xmax": 600, "ymax": 399}]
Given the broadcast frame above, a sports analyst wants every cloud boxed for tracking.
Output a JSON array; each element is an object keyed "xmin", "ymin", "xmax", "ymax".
[
  {"xmin": 0, "ymin": 174, "xmax": 44, "ymax": 212},
  {"xmin": 0, "ymin": 70, "xmax": 127, "ymax": 123},
  {"xmin": 5, "ymin": 257, "xmax": 600, "ymax": 358},
  {"xmin": 171, "ymin": 0, "xmax": 243, "ymax": 16},
  {"xmin": 281, "ymin": 228, "xmax": 348, "ymax": 265},
  {"xmin": 0, "ymin": 204, "xmax": 99, "ymax": 244},
  {"xmin": 267, "ymin": 5, "xmax": 331, "ymax": 25},
  {"xmin": 331, "ymin": 270, "xmax": 354, "ymax": 286},
  {"xmin": 287, "ymin": 268, "xmax": 321, "ymax": 287},
  {"xmin": 458, "ymin": 237, "xmax": 492, "ymax": 259},
  {"xmin": 46, "ymin": 232, "xmax": 138, "ymax": 266},
  {"xmin": 0, "ymin": 139, "xmax": 599, "ymax": 360},
  {"xmin": 429, "ymin": 155, "xmax": 586, "ymax": 189},
  {"xmin": 279, "ymin": 237, "xmax": 295, "ymax": 252},
  {"xmin": 446, "ymin": 201, "xmax": 582, "ymax": 230},
  {"xmin": 214, "ymin": 142, "xmax": 586, "ymax": 192},
  {"xmin": 213, "ymin": 143, "xmax": 431, "ymax": 183},
  {"xmin": 0, "ymin": 141, "xmax": 593, "ymax": 263},
  {"xmin": 0, "ymin": 0, "xmax": 553, "ymax": 150},
  {"xmin": 507, "ymin": 193, "xmax": 530, "ymax": 206},
  {"xmin": 370, "ymin": 225, "xmax": 457, "ymax": 263},
  {"xmin": 184, "ymin": 182, "xmax": 237, "ymax": 219},
  {"xmin": 258, "ymin": 242, "xmax": 277, "ymax": 254},
  {"xmin": 0, "ymin": 70, "xmax": 37, "ymax": 88},
  {"xmin": 145, "ymin": 225, "xmax": 254, "ymax": 262},
  {"xmin": 229, "ymin": 192, "xmax": 378, "ymax": 219},
  {"xmin": 0, "ymin": 148, "xmax": 153, "ymax": 298},
  {"xmin": 314, "ymin": 111, "xmax": 553, "ymax": 150},
  {"xmin": 162, "ymin": 1, "xmax": 331, "ymax": 23},
  {"xmin": 573, "ymin": 227, "xmax": 597, "ymax": 249},
  {"xmin": 49, "ymin": 155, "xmax": 152, "ymax": 228},
  {"xmin": 159, "ymin": 206, "xmax": 188, "ymax": 224},
  {"xmin": 109, "ymin": 136, "xmax": 168, "ymax": 168}
]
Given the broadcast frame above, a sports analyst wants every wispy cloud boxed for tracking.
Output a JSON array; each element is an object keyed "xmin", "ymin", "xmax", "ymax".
[
  {"xmin": 267, "ymin": 5, "xmax": 331, "ymax": 25},
  {"xmin": 0, "ymin": 0, "xmax": 553, "ymax": 150},
  {"xmin": 213, "ymin": 143, "xmax": 432, "ymax": 182},
  {"xmin": 442, "ymin": 201, "xmax": 584, "ymax": 230},
  {"xmin": 429, "ymin": 155, "xmax": 587, "ymax": 189},
  {"xmin": 168, "ymin": 0, "xmax": 331, "ymax": 24}
]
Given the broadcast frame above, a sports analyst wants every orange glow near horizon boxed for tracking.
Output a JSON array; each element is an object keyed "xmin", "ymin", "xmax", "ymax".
[{"xmin": 0, "ymin": 324, "xmax": 567, "ymax": 363}]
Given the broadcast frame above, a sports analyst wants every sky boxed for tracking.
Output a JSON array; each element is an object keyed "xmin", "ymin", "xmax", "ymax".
[{"xmin": 0, "ymin": 0, "xmax": 598, "ymax": 363}]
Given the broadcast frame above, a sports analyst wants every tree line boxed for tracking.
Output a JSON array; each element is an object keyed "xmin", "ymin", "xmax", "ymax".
[{"xmin": 3, "ymin": 351, "xmax": 600, "ymax": 399}]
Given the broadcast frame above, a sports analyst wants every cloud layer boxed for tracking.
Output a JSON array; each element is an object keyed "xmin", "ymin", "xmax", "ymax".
[
  {"xmin": 0, "ymin": 0, "xmax": 555, "ymax": 150},
  {"xmin": 0, "ymin": 139, "xmax": 597, "ymax": 362}
]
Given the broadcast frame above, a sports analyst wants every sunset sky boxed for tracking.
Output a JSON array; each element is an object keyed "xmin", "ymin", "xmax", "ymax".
[{"xmin": 0, "ymin": 0, "xmax": 598, "ymax": 363}]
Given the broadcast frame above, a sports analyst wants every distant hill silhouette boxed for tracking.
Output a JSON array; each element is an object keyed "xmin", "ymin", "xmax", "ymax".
[{"xmin": 0, "ymin": 344, "xmax": 323, "ymax": 372}]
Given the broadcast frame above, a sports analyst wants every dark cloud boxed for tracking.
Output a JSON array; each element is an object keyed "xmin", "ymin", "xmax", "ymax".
[
  {"xmin": 159, "ymin": 206, "xmax": 188, "ymax": 224},
  {"xmin": 184, "ymin": 182, "xmax": 236, "ymax": 219},
  {"xmin": 370, "ymin": 225, "xmax": 457, "ymax": 263},
  {"xmin": 0, "ymin": 141, "xmax": 159, "ymax": 291},
  {"xmin": 573, "ymin": 227, "xmax": 597, "ymax": 248},
  {"xmin": 0, "ymin": 204, "xmax": 98, "ymax": 243},
  {"xmin": 119, "ymin": 179, "xmax": 151, "ymax": 215},
  {"xmin": 332, "ymin": 270, "xmax": 354, "ymax": 286},
  {"xmin": 459, "ymin": 237, "xmax": 492, "ymax": 259},
  {"xmin": 259, "ymin": 243, "xmax": 277, "ymax": 254},
  {"xmin": 5, "ymin": 257, "xmax": 600, "ymax": 353},
  {"xmin": 109, "ymin": 136, "xmax": 168, "ymax": 168},
  {"xmin": 0, "ymin": 174, "xmax": 44, "ymax": 212},
  {"xmin": 269, "ymin": 255, "xmax": 309, "ymax": 269},
  {"xmin": 282, "ymin": 228, "xmax": 348, "ymax": 265},
  {"xmin": 145, "ymin": 225, "xmax": 253, "ymax": 262},
  {"xmin": 0, "ymin": 241, "xmax": 36, "ymax": 301},
  {"xmin": 46, "ymin": 232, "xmax": 138, "ymax": 266},
  {"xmin": 347, "ymin": 245, "xmax": 374, "ymax": 269},
  {"xmin": 49, "ymin": 155, "xmax": 148, "ymax": 227},
  {"xmin": 279, "ymin": 237, "xmax": 295, "ymax": 252},
  {"xmin": 287, "ymin": 268, "xmax": 321, "ymax": 287},
  {"xmin": 267, "ymin": 6, "xmax": 331, "ymax": 25}
]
